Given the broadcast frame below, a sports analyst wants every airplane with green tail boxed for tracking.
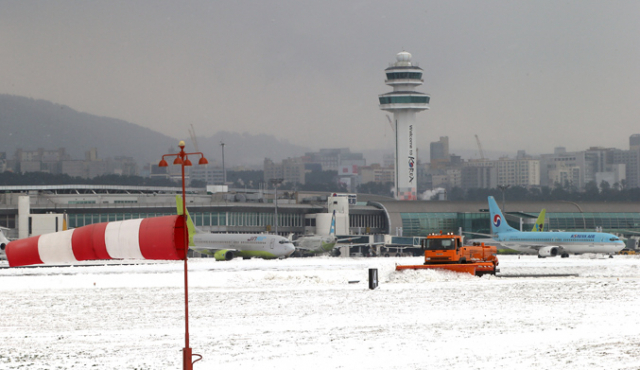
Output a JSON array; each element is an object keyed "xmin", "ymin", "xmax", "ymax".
[{"xmin": 176, "ymin": 196, "xmax": 295, "ymax": 260}]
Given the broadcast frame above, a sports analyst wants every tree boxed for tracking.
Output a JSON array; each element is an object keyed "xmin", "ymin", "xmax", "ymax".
[
  {"xmin": 599, "ymin": 181, "xmax": 612, "ymax": 199},
  {"xmin": 582, "ymin": 181, "xmax": 600, "ymax": 201},
  {"xmin": 447, "ymin": 187, "xmax": 465, "ymax": 201},
  {"xmin": 227, "ymin": 170, "xmax": 263, "ymax": 189},
  {"xmin": 300, "ymin": 170, "xmax": 345, "ymax": 192},
  {"xmin": 357, "ymin": 182, "xmax": 393, "ymax": 197},
  {"xmin": 190, "ymin": 179, "xmax": 207, "ymax": 188}
]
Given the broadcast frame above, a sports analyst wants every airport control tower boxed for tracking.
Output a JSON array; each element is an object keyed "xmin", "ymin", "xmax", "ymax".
[{"xmin": 379, "ymin": 51, "xmax": 430, "ymax": 200}]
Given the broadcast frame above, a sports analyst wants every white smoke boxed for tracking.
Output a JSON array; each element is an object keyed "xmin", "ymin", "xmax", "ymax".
[{"xmin": 421, "ymin": 188, "xmax": 446, "ymax": 200}]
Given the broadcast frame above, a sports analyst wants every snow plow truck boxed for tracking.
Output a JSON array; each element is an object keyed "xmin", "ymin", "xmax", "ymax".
[{"xmin": 396, "ymin": 232, "xmax": 499, "ymax": 276}]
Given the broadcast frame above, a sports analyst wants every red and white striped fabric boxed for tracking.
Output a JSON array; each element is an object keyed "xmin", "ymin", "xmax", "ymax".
[{"xmin": 6, "ymin": 215, "xmax": 187, "ymax": 267}]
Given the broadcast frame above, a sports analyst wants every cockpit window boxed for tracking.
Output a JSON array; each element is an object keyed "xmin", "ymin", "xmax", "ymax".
[
  {"xmin": 279, "ymin": 240, "xmax": 289, "ymax": 244},
  {"xmin": 610, "ymin": 237, "xmax": 620, "ymax": 241}
]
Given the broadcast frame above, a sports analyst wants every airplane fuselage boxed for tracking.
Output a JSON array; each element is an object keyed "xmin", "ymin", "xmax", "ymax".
[
  {"xmin": 295, "ymin": 235, "xmax": 337, "ymax": 254},
  {"xmin": 193, "ymin": 233, "xmax": 295, "ymax": 259},
  {"xmin": 496, "ymin": 231, "xmax": 625, "ymax": 255}
]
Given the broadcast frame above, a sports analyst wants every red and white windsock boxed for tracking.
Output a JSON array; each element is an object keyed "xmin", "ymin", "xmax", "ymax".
[{"xmin": 6, "ymin": 215, "xmax": 187, "ymax": 267}]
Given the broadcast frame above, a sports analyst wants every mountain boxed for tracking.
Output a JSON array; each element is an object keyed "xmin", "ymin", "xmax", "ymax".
[
  {"xmin": 193, "ymin": 131, "xmax": 310, "ymax": 168},
  {"xmin": 0, "ymin": 95, "xmax": 178, "ymax": 165},
  {"xmin": 0, "ymin": 95, "xmax": 310, "ymax": 167}
]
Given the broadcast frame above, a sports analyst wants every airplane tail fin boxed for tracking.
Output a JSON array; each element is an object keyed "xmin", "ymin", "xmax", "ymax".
[
  {"xmin": 532, "ymin": 209, "xmax": 546, "ymax": 232},
  {"xmin": 176, "ymin": 195, "xmax": 196, "ymax": 246},
  {"xmin": 488, "ymin": 196, "xmax": 518, "ymax": 234},
  {"xmin": 329, "ymin": 210, "xmax": 336, "ymax": 236}
]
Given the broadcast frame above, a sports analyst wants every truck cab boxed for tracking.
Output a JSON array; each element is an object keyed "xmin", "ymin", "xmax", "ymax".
[{"xmin": 421, "ymin": 232, "xmax": 498, "ymax": 267}]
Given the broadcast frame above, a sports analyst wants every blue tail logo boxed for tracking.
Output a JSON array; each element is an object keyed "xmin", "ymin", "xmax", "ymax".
[
  {"xmin": 493, "ymin": 214, "xmax": 502, "ymax": 228},
  {"xmin": 488, "ymin": 196, "xmax": 517, "ymax": 235}
]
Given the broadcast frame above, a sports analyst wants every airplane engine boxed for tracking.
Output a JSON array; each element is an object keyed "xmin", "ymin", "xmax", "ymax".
[
  {"xmin": 5, "ymin": 216, "xmax": 187, "ymax": 267},
  {"xmin": 214, "ymin": 249, "xmax": 235, "ymax": 261},
  {"xmin": 0, "ymin": 242, "xmax": 5, "ymax": 252},
  {"xmin": 538, "ymin": 246, "xmax": 559, "ymax": 258}
]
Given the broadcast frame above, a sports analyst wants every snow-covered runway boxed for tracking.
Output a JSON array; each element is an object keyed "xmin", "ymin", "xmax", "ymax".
[{"xmin": 1, "ymin": 255, "xmax": 640, "ymax": 369}]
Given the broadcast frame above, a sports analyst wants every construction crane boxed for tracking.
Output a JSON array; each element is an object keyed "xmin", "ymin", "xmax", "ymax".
[
  {"xmin": 188, "ymin": 124, "xmax": 200, "ymax": 152},
  {"xmin": 475, "ymin": 134, "xmax": 485, "ymax": 161}
]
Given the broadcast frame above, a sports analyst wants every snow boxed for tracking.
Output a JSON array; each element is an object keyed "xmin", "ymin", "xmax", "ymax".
[{"xmin": 1, "ymin": 255, "xmax": 640, "ymax": 369}]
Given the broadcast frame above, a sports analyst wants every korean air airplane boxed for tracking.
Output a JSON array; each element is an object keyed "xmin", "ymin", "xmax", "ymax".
[{"xmin": 488, "ymin": 196, "xmax": 624, "ymax": 258}]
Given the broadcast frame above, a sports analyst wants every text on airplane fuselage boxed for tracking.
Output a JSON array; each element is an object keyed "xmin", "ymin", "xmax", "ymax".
[{"xmin": 571, "ymin": 234, "xmax": 595, "ymax": 238}]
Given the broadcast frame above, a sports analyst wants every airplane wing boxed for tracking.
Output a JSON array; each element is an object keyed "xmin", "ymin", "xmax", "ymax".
[
  {"xmin": 516, "ymin": 244, "xmax": 563, "ymax": 251},
  {"xmin": 337, "ymin": 241, "xmax": 386, "ymax": 247},
  {"xmin": 336, "ymin": 237, "xmax": 363, "ymax": 242},
  {"xmin": 462, "ymin": 231, "xmax": 495, "ymax": 238}
]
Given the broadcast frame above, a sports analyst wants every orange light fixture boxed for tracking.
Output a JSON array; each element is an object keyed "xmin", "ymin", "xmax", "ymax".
[
  {"xmin": 158, "ymin": 159, "xmax": 169, "ymax": 167},
  {"xmin": 173, "ymin": 157, "xmax": 183, "ymax": 165},
  {"xmin": 184, "ymin": 157, "xmax": 193, "ymax": 166},
  {"xmin": 198, "ymin": 157, "xmax": 209, "ymax": 165}
]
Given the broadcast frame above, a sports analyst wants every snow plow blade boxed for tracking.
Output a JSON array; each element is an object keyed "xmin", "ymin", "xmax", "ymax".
[{"xmin": 395, "ymin": 263, "xmax": 497, "ymax": 276}]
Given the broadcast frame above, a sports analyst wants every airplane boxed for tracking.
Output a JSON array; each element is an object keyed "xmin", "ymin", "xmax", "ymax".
[
  {"xmin": 488, "ymin": 196, "xmax": 624, "ymax": 258},
  {"xmin": 532, "ymin": 209, "xmax": 546, "ymax": 231},
  {"xmin": 177, "ymin": 196, "xmax": 295, "ymax": 260},
  {"xmin": 292, "ymin": 210, "xmax": 380, "ymax": 256},
  {"xmin": 293, "ymin": 210, "xmax": 343, "ymax": 255}
]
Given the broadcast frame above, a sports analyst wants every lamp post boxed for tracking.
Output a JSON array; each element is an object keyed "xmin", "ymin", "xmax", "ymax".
[
  {"xmin": 270, "ymin": 178, "xmax": 284, "ymax": 235},
  {"xmin": 220, "ymin": 141, "xmax": 226, "ymax": 184},
  {"xmin": 497, "ymin": 185, "xmax": 510, "ymax": 212},
  {"xmin": 158, "ymin": 141, "xmax": 208, "ymax": 370}
]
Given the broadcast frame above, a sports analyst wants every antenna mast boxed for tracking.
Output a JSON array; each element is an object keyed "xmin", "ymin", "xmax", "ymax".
[
  {"xmin": 475, "ymin": 134, "xmax": 485, "ymax": 160},
  {"xmin": 188, "ymin": 124, "xmax": 200, "ymax": 152}
]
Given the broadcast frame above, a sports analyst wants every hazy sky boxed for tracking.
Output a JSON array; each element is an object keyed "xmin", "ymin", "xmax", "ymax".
[{"xmin": 1, "ymin": 1, "xmax": 639, "ymax": 159}]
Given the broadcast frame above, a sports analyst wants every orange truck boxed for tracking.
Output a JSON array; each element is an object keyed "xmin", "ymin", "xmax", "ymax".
[{"xmin": 396, "ymin": 232, "xmax": 499, "ymax": 276}]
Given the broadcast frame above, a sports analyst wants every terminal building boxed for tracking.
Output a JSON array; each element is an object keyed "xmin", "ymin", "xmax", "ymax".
[{"xmin": 1, "ymin": 185, "xmax": 640, "ymax": 252}]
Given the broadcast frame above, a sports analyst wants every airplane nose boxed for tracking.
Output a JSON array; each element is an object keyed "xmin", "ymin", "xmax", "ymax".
[{"xmin": 286, "ymin": 244, "xmax": 295, "ymax": 256}]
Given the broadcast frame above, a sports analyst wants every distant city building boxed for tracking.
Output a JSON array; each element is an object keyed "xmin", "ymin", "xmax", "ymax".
[
  {"xmin": 496, "ymin": 154, "xmax": 539, "ymax": 187},
  {"xmin": 595, "ymin": 164, "xmax": 626, "ymax": 189},
  {"xmin": 461, "ymin": 165, "xmax": 497, "ymax": 190},
  {"xmin": 302, "ymin": 148, "xmax": 366, "ymax": 172},
  {"xmin": 360, "ymin": 164, "xmax": 394, "ymax": 184},
  {"xmin": 190, "ymin": 165, "xmax": 225, "ymax": 185},
  {"xmin": 539, "ymin": 146, "xmax": 628, "ymax": 189},
  {"xmin": 630, "ymin": 134, "xmax": 640, "ymax": 151},
  {"xmin": 337, "ymin": 165, "xmax": 360, "ymax": 192},
  {"xmin": 264, "ymin": 157, "xmax": 305, "ymax": 185},
  {"xmin": 382, "ymin": 153, "xmax": 395, "ymax": 168},
  {"xmin": 430, "ymin": 136, "xmax": 450, "ymax": 167},
  {"xmin": 539, "ymin": 149, "xmax": 587, "ymax": 188},
  {"xmin": 612, "ymin": 148, "xmax": 639, "ymax": 188},
  {"xmin": 0, "ymin": 152, "xmax": 6, "ymax": 172},
  {"xmin": 464, "ymin": 151, "xmax": 539, "ymax": 188},
  {"xmin": 7, "ymin": 147, "xmax": 139, "ymax": 178},
  {"xmin": 10, "ymin": 148, "xmax": 69, "ymax": 174}
]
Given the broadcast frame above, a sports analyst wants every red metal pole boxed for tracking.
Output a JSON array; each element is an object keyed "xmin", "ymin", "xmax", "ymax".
[
  {"xmin": 180, "ymin": 145, "xmax": 192, "ymax": 370},
  {"xmin": 159, "ymin": 143, "xmax": 207, "ymax": 369}
]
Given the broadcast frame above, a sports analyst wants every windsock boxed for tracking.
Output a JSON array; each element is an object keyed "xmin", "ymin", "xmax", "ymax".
[{"xmin": 6, "ymin": 215, "xmax": 187, "ymax": 267}]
